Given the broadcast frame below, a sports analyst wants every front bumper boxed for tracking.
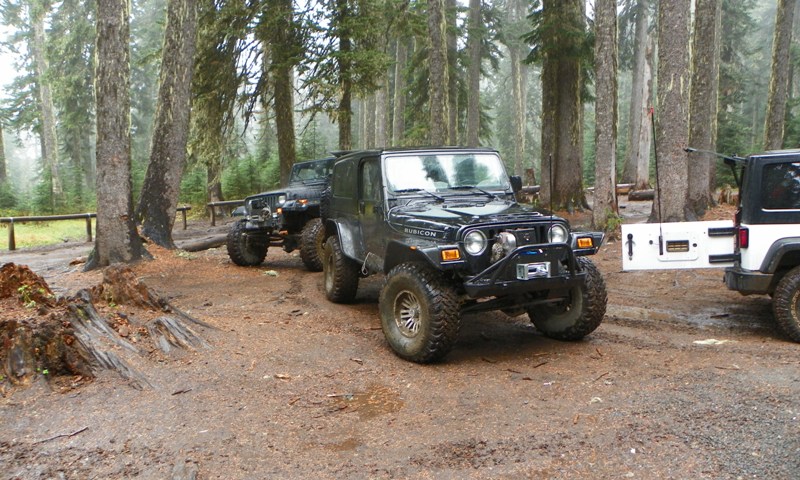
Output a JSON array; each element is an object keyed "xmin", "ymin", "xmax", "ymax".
[
  {"xmin": 724, "ymin": 266, "xmax": 774, "ymax": 295},
  {"xmin": 463, "ymin": 244, "xmax": 585, "ymax": 298}
]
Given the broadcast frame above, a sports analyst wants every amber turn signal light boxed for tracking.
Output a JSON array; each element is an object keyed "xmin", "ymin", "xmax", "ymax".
[
  {"xmin": 441, "ymin": 249, "xmax": 461, "ymax": 261},
  {"xmin": 576, "ymin": 237, "xmax": 593, "ymax": 249}
]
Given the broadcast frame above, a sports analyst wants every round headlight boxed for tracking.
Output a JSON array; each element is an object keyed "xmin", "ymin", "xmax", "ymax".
[
  {"xmin": 278, "ymin": 195, "xmax": 287, "ymax": 205},
  {"xmin": 548, "ymin": 224, "xmax": 568, "ymax": 243},
  {"xmin": 497, "ymin": 231, "xmax": 517, "ymax": 251},
  {"xmin": 464, "ymin": 230, "xmax": 487, "ymax": 255}
]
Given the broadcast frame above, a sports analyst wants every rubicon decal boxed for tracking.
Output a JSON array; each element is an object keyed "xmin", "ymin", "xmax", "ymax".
[{"xmin": 402, "ymin": 227, "xmax": 443, "ymax": 238}]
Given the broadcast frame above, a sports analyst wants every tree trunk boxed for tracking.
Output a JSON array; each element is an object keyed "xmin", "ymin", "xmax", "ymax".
[
  {"xmin": 651, "ymin": 0, "xmax": 692, "ymax": 223},
  {"xmin": 465, "ymin": 0, "xmax": 481, "ymax": 147},
  {"xmin": 427, "ymin": 0, "xmax": 449, "ymax": 145},
  {"xmin": 271, "ymin": 0, "xmax": 297, "ymax": 185},
  {"xmin": 592, "ymin": 0, "xmax": 618, "ymax": 230},
  {"xmin": 0, "ymin": 123, "xmax": 6, "ymax": 183},
  {"xmin": 446, "ymin": 0, "xmax": 458, "ymax": 144},
  {"xmin": 764, "ymin": 0, "xmax": 796, "ymax": 150},
  {"xmin": 687, "ymin": 0, "xmax": 722, "ymax": 218},
  {"xmin": 510, "ymin": 46, "xmax": 525, "ymax": 177},
  {"xmin": 136, "ymin": 0, "xmax": 198, "ymax": 249},
  {"xmin": 540, "ymin": 0, "xmax": 585, "ymax": 212},
  {"xmin": 376, "ymin": 76, "xmax": 389, "ymax": 147},
  {"xmin": 365, "ymin": 94, "xmax": 377, "ymax": 148},
  {"xmin": 30, "ymin": 2, "xmax": 64, "ymax": 208},
  {"xmin": 337, "ymin": 0, "xmax": 353, "ymax": 150},
  {"xmin": 88, "ymin": 0, "xmax": 145, "ymax": 269},
  {"xmin": 621, "ymin": 0, "xmax": 652, "ymax": 191},
  {"xmin": 392, "ymin": 40, "xmax": 408, "ymax": 145}
]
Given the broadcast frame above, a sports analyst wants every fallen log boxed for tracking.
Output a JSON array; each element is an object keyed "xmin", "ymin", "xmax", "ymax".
[
  {"xmin": 628, "ymin": 189, "xmax": 655, "ymax": 201},
  {"xmin": 177, "ymin": 234, "xmax": 228, "ymax": 252}
]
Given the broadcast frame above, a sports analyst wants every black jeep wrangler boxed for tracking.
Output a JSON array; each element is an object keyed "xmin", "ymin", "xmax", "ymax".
[
  {"xmin": 321, "ymin": 147, "xmax": 607, "ymax": 363},
  {"xmin": 227, "ymin": 157, "xmax": 334, "ymax": 271}
]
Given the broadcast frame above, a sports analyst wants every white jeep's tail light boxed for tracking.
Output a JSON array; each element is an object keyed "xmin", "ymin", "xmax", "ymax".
[{"xmin": 738, "ymin": 227, "xmax": 749, "ymax": 249}]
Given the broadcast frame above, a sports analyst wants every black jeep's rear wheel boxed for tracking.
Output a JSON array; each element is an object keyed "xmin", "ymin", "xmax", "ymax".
[
  {"xmin": 379, "ymin": 263, "xmax": 461, "ymax": 363},
  {"xmin": 299, "ymin": 218, "xmax": 325, "ymax": 272},
  {"xmin": 528, "ymin": 257, "xmax": 607, "ymax": 340},
  {"xmin": 323, "ymin": 236, "xmax": 360, "ymax": 303},
  {"xmin": 226, "ymin": 220, "xmax": 267, "ymax": 266},
  {"xmin": 772, "ymin": 266, "xmax": 800, "ymax": 342}
]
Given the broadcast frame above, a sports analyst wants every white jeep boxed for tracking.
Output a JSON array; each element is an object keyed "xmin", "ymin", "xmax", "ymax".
[{"xmin": 623, "ymin": 149, "xmax": 800, "ymax": 341}]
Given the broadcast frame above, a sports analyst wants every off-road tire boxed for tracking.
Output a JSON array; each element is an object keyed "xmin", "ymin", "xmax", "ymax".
[
  {"xmin": 772, "ymin": 266, "xmax": 800, "ymax": 342},
  {"xmin": 323, "ymin": 236, "xmax": 360, "ymax": 303},
  {"xmin": 227, "ymin": 220, "xmax": 267, "ymax": 266},
  {"xmin": 528, "ymin": 257, "xmax": 606, "ymax": 340},
  {"xmin": 379, "ymin": 262, "xmax": 462, "ymax": 363},
  {"xmin": 299, "ymin": 218, "xmax": 325, "ymax": 272}
]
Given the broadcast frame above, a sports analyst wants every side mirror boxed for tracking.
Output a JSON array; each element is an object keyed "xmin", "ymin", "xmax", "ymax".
[{"xmin": 509, "ymin": 176, "xmax": 523, "ymax": 194}]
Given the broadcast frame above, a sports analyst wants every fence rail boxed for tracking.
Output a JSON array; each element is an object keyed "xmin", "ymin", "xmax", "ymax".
[
  {"xmin": 206, "ymin": 200, "xmax": 244, "ymax": 226},
  {"xmin": 1, "ymin": 206, "xmax": 191, "ymax": 251}
]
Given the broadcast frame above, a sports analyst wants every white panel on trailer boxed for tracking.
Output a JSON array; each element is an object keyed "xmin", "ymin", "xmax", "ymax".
[{"xmin": 621, "ymin": 220, "xmax": 736, "ymax": 271}]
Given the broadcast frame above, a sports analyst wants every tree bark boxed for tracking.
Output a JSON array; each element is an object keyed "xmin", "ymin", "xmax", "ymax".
[
  {"xmin": 651, "ymin": 0, "xmax": 692, "ymax": 222},
  {"xmin": 621, "ymin": 0, "xmax": 652, "ymax": 190},
  {"xmin": 30, "ymin": 2, "xmax": 64, "ymax": 207},
  {"xmin": 540, "ymin": 0, "xmax": 585, "ymax": 211},
  {"xmin": 336, "ymin": 0, "xmax": 353, "ymax": 150},
  {"xmin": 687, "ymin": 0, "xmax": 722, "ymax": 218},
  {"xmin": 365, "ymin": 94, "xmax": 377, "ymax": 148},
  {"xmin": 392, "ymin": 40, "xmax": 408, "ymax": 145},
  {"xmin": 88, "ymin": 0, "xmax": 145, "ymax": 269},
  {"xmin": 764, "ymin": 0, "xmax": 796, "ymax": 150},
  {"xmin": 592, "ymin": 0, "xmax": 618, "ymax": 230},
  {"xmin": 465, "ymin": 0, "xmax": 481, "ymax": 147},
  {"xmin": 270, "ymin": 0, "xmax": 297, "ymax": 185},
  {"xmin": 446, "ymin": 0, "xmax": 458, "ymax": 144},
  {"xmin": 136, "ymin": 0, "xmax": 198, "ymax": 249},
  {"xmin": 427, "ymin": 0, "xmax": 449, "ymax": 145}
]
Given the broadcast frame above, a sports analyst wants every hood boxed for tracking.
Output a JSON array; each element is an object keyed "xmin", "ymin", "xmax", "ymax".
[{"xmin": 388, "ymin": 198, "xmax": 551, "ymax": 240}]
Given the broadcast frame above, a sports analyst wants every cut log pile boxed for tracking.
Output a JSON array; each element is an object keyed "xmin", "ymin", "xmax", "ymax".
[{"xmin": 0, "ymin": 263, "xmax": 214, "ymax": 391}]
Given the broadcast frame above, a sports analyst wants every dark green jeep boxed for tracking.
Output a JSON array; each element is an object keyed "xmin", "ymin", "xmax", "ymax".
[
  {"xmin": 227, "ymin": 157, "xmax": 333, "ymax": 271},
  {"xmin": 321, "ymin": 147, "xmax": 607, "ymax": 363}
]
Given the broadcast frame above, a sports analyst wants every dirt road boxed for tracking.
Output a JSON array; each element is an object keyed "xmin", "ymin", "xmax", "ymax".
[{"xmin": 2, "ymin": 212, "xmax": 799, "ymax": 479}]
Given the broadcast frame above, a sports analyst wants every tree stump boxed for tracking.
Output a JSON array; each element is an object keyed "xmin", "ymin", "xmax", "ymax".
[{"xmin": 1, "ymin": 263, "xmax": 213, "ymax": 391}]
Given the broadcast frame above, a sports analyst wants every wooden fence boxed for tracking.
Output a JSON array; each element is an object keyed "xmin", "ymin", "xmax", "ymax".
[{"xmin": 0, "ymin": 206, "xmax": 191, "ymax": 251}]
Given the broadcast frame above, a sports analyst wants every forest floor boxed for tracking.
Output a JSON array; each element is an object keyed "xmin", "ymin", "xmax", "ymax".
[{"xmin": 1, "ymin": 199, "xmax": 799, "ymax": 479}]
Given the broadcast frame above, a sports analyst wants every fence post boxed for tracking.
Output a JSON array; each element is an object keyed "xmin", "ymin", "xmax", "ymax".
[
  {"xmin": 86, "ymin": 213, "xmax": 93, "ymax": 242},
  {"xmin": 209, "ymin": 205, "xmax": 217, "ymax": 227},
  {"xmin": 8, "ymin": 218, "xmax": 15, "ymax": 251},
  {"xmin": 181, "ymin": 208, "xmax": 188, "ymax": 230}
]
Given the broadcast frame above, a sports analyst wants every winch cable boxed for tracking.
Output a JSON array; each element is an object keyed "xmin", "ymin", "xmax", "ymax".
[{"xmin": 649, "ymin": 106, "xmax": 664, "ymax": 256}]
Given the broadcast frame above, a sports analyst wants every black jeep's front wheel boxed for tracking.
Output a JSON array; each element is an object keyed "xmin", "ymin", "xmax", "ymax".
[
  {"xmin": 323, "ymin": 236, "xmax": 360, "ymax": 303},
  {"xmin": 379, "ymin": 263, "xmax": 462, "ymax": 363},
  {"xmin": 772, "ymin": 266, "xmax": 800, "ymax": 342},
  {"xmin": 528, "ymin": 257, "xmax": 607, "ymax": 340},
  {"xmin": 300, "ymin": 218, "xmax": 325, "ymax": 272},
  {"xmin": 227, "ymin": 220, "xmax": 267, "ymax": 266}
]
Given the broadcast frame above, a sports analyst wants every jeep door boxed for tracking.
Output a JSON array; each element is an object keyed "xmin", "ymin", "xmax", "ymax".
[{"xmin": 358, "ymin": 156, "xmax": 387, "ymax": 269}]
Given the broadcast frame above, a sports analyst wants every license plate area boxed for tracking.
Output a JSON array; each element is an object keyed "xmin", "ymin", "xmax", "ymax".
[{"xmin": 516, "ymin": 262, "xmax": 550, "ymax": 280}]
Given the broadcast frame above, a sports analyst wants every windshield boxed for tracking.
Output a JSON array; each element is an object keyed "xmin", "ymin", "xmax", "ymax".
[
  {"xmin": 384, "ymin": 153, "xmax": 511, "ymax": 193},
  {"xmin": 290, "ymin": 159, "xmax": 332, "ymax": 183}
]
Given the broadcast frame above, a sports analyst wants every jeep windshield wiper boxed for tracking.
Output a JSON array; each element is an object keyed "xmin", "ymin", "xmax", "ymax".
[
  {"xmin": 446, "ymin": 185, "xmax": 499, "ymax": 200},
  {"xmin": 394, "ymin": 188, "xmax": 445, "ymax": 201}
]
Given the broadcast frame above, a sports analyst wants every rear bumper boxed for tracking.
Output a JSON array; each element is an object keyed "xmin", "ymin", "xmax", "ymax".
[{"xmin": 724, "ymin": 267, "xmax": 773, "ymax": 295}]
